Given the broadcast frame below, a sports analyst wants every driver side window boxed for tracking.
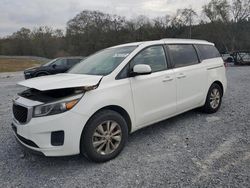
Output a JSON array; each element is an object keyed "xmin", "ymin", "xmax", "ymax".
[
  {"xmin": 130, "ymin": 45, "xmax": 167, "ymax": 73},
  {"xmin": 52, "ymin": 59, "xmax": 67, "ymax": 66}
]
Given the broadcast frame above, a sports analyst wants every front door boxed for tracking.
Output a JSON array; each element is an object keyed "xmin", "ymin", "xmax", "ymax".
[
  {"xmin": 51, "ymin": 58, "xmax": 68, "ymax": 73},
  {"xmin": 130, "ymin": 45, "xmax": 177, "ymax": 127}
]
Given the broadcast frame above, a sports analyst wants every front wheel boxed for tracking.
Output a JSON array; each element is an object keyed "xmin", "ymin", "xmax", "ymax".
[
  {"xmin": 80, "ymin": 110, "xmax": 128, "ymax": 162},
  {"xmin": 36, "ymin": 73, "xmax": 48, "ymax": 77},
  {"xmin": 202, "ymin": 83, "xmax": 223, "ymax": 113}
]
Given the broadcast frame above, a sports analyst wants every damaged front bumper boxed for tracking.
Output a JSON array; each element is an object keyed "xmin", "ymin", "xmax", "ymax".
[
  {"xmin": 11, "ymin": 73, "xmax": 103, "ymax": 156},
  {"xmin": 12, "ymin": 105, "xmax": 90, "ymax": 156},
  {"xmin": 12, "ymin": 95, "xmax": 90, "ymax": 156}
]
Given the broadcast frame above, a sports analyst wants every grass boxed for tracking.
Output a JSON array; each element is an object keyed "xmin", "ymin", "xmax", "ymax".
[{"xmin": 0, "ymin": 58, "xmax": 44, "ymax": 72}]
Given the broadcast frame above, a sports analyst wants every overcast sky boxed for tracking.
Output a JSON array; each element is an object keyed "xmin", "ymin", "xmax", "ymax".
[{"xmin": 0, "ymin": 0, "xmax": 211, "ymax": 37}]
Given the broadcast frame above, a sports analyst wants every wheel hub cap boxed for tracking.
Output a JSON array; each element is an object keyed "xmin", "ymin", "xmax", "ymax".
[
  {"xmin": 92, "ymin": 120, "xmax": 122, "ymax": 155},
  {"xmin": 210, "ymin": 88, "xmax": 220, "ymax": 109}
]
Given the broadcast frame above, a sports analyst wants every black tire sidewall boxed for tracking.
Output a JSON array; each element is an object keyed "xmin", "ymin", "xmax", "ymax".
[
  {"xmin": 81, "ymin": 110, "xmax": 128, "ymax": 162},
  {"xmin": 36, "ymin": 73, "xmax": 48, "ymax": 77}
]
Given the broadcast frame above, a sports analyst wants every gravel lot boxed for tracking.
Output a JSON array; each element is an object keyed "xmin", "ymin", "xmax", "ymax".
[{"xmin": 0, "ymin": 67, "xmax": 249, "ymax": 188}]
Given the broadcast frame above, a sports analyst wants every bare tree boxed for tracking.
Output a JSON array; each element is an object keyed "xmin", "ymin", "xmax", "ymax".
[
  {"xmin": 1, "ymin": 9, "xmax": 250, "ymax": 57},
  {"xmin": 203, "ymin": 0, "xmax": 230, "ymax": 23},
  {"xmin": 231, "ymin": 0, "xmax": 250, "ymax": 22},
  {"xmin": 132, "ymin": 15, "xmax": 151, "ymax": 30},
  {"xmin": 153, "ymin": 15, "xmax": 171, "ymax": 29},
  {"xmin": 171, "ymin": 8, "xmax": 197, "ymax": 38}
]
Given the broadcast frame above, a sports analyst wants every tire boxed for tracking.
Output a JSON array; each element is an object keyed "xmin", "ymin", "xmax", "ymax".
[
  {"xmin": 202, "ymin": 83, "xmax": 223, "ymax": 114},
  {"xmin": 80, "ymin": 110, "xmax": 128, "ymax": 162},
  {"xmin": 36, "ymin": 73, "xmax": 48, "ymax": 77}
]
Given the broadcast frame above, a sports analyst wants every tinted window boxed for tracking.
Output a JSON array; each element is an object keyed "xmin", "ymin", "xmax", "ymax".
[
  {"xmin": 52, "ymin": 59, "xmax": 67, "ymax": 66},
  {"xmin": 69, "ymin": 46, "xmax": 137, "ymax": 76},
  {"xmin": 43, "ymin": 59, "xmax": 57, "ymax": 66},
  {"xmin": 168, "ymin": 44, "xmax": 199, "ymax": 68},
  {"xmin": 196, "ymin": 44, "xmax": 221, "ymax": 60},
  {"xmin": 67, "ymin": 59, "xmax": 81, "ymax": 66},
  {"xmin": 130, "ymin": 46, "xmax": 167, "ymax": 72}
]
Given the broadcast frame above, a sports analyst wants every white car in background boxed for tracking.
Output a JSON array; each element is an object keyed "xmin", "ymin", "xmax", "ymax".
[{"xmin": 12, "ymin": 39, "xmax": 227, "ymax": 162}]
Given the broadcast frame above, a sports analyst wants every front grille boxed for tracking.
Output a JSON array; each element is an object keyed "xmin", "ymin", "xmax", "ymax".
[{"xmin": 13, "ymin": 104, "xmax": 28, "ymax": 123}]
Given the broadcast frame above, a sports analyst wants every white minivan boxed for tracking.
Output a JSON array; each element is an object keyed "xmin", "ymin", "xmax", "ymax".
[{"xmin": 12, "ymin": 39, "xmax": 227, "ymax": 162}]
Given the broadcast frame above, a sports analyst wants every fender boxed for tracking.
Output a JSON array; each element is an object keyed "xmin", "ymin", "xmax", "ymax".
[{"xmin": 34, "ymin": 71, "xmax": 50, "ymax": 77}]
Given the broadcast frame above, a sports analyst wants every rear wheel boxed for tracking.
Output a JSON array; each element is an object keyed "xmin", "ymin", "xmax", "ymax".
[
  {"xmin": 202, "ymin": 83, "xmax": 223, "ymax": 113},
  {"xmin": 80, "ymin": 110, "xmax": 128, "ymax": 162}
]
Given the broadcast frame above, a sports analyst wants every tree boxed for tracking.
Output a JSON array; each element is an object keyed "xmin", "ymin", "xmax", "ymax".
[
  {"xmin": 9, "ymin": 27, "xmax": 32, "ymax": 55},
  {"xmin": 231, "ymin": 0, "xmax": 250, "ymax": 22},
  {"xmin": 1, "ymin": 9, "xmax": 250, "ymax": 57},
  {"xmin": 203, "ymin": 0, "xmax": 230, "ymax": 23},
  {"xmin": 171, "ymin": 8, "xmax": 197, "ymax": 38},
  {"xmin": 202, "ymin": 0, "xmax": 232, "ymax": 51},
  {"xmin": 66, "ymin": 10, "xmax": 121, "ymax": 55},
  {"xmin": 152, "ymin": 15, "xmax": 171, "ymax": 39}
]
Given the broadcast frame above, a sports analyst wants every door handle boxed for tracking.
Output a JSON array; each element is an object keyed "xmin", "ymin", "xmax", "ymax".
[
  {"xmin": 162, "ymin": 76, "xmax": 173, "ymax": 82},
  {"xmin": 177, "ymin": 73, "xmax": 186, "ymax": 79}
]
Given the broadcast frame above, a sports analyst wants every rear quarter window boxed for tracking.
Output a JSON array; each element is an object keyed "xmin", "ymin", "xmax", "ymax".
[{"xmin": 195, "ymin": 44, "xmax": 221, "ymax": 60}]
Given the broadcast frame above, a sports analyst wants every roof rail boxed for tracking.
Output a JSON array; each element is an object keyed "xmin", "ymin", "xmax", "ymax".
[{"xmin": 160, "ymin": 38, "xmax": 208, "ymax": 42}]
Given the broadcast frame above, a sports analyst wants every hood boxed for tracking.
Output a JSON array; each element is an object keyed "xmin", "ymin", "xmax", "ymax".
[
  {"xmin": 18, "ymin": 73, "xmax": 103, "ymax": 91},
  {"xmin": 25, "ymin": 65, "xmax": 41, "ymax": 71}
]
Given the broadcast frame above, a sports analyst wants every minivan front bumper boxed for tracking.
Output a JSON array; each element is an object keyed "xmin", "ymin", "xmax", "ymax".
[{"xmin": 12, "ymin": 110, "xmax": 89, "ymax": 156}]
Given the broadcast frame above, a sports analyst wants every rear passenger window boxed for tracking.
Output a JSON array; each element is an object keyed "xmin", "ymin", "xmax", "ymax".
[
  {"xmin": 196, "ymin": 44, "xmax": 221, "ymax": 60},
  {"xmin": 130, "ymin": 46, "xmax": 167, "ymax": 73},
  {"xmin": 168, "ymin": 44, "xmax": 199, "ymax": 68}
]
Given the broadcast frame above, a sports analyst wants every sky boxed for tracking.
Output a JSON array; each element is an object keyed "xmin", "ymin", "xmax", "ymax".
[{"xmin": 0, "ymin": 0, "xmax": 211, "ymax": 37}]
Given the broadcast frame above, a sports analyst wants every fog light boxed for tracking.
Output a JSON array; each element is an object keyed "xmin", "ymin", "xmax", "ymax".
[{"xmin": 51, "ymin": 131, "xmax": 64, "ymax": 146}]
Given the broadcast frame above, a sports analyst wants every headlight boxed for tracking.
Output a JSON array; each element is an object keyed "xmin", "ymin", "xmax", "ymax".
[
  {"xmin": 33, "ymin": 94, "xmax": 82, "ymax": 117},
  {"xmin": 25, "ymin": 69, "xmax": 35, "ymax": 73}
]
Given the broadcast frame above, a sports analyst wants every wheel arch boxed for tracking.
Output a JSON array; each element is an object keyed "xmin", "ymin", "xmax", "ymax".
[
  {"xmin": 81, "ymin": 105, "xmax": 132, "ymax": 135},
  {"xmin": 35, "ymin": 71, "xmax": 50, "ymax": 77},
  {"xmin": 99, "ymin": 105, "xmax": 132, "ymax": 133},
  {"xmin": 79, "ymin": 105, "xmax": 132, "ymax": 155},
  {"xmin": 212, "ymin": 80, "xmax": 224, "ymax": 96}
]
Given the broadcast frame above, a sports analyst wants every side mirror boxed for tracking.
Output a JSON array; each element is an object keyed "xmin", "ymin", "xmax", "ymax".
[
  {"xmin": 52, "ymin": 64, "xmax": 57, "ymax": 68},
  {"xmin": 131, "ymin": 64, "xmax": 152, "ymax": 76}
]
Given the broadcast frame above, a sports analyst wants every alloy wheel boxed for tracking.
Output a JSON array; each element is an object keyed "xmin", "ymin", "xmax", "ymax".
[
  {"xmin": 209, "ymin": 88, "xmax": 220, "ymax": 109},
  {"xmin": 92, "ymin": 120, "xmax": 122, "ymax": 155}
]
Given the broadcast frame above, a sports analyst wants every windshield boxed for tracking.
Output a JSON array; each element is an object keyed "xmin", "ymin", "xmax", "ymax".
[
  {"xmin": 69, "ymin": 46, "xmax": 137, "ymax": 76},
  {"xmin": 42, "ymin": 59, "xmax": 57, "ymax": 66}
]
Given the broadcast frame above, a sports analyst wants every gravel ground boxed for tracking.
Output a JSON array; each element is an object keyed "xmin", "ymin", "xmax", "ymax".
[{"xmin": 0, "ymin": 67, "xmax": 249, "ymax": 188}]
